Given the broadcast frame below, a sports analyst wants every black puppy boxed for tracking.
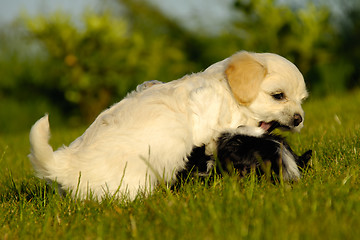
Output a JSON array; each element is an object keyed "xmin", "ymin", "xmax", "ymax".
[{"xmin": 178, "ymin": 131, "xmax": 312, "ymax": 181}]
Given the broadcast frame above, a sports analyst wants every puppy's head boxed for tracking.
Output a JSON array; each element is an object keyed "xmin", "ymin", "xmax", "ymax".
[{"xmin": 225, "ymin": 51, "xmax": 308, "ymax": 133}]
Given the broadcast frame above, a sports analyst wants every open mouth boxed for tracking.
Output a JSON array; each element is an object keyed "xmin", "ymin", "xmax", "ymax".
[{"xmin": 259, "ymin": 121, "xmax": 290, "ymax": 133}]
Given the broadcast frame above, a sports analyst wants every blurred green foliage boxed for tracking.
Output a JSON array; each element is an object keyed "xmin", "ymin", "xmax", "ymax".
[
  {"xmin": 231, "ymin": 0, "xmax": 335, "ymax": 89},
  {"xmin": 21, "ymin": 10, "xmax": 192, "ymax": 121},
  {"xmin": 0, "ymin": 0, "xmax": 359, "ymax": 128}
]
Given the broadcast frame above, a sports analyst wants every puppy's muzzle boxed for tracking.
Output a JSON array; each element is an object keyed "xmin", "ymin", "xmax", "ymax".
[{"xmin": 293, "ymin": 113, "xmax": 303, "ymax": 127}]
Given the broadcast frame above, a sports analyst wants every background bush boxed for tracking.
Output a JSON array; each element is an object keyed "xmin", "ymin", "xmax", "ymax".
[
  {"xmin": 19, "ymin": 10, "xmax": 193, "ymax": 122},
  {"xmin": 0, "ymin": 0, "xmax": 359, "ymax": 130}
]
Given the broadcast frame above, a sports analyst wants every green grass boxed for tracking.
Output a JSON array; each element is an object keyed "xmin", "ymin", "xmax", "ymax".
[{"xmin": 1, "ymin": 90, "xmax": 360, "ymax": 239}]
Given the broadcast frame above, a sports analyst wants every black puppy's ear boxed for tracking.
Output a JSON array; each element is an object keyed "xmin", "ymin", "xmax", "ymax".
[{"xmin": 297, "ymin": 150, "xmax": 312, "ymax": 170}]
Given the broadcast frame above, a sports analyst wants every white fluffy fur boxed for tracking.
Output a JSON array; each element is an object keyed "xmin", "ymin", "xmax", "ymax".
[
  {"xmin": 281, "ymin": 146, "xmax": 301, "ymax": 180},
  {"xmin": 29, "ymin": 51, "xmax": 308, "ymax": 200}
]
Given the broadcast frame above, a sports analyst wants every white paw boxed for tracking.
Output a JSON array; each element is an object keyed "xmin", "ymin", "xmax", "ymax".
[{"xmin": 235, "ymin": 125, "xmax": 265, "ymax": 137}]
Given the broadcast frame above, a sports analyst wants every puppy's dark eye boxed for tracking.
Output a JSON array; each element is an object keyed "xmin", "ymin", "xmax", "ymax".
[{"xmin": 272, "ymin": 92, "xmax": 285, "ymax": 100}]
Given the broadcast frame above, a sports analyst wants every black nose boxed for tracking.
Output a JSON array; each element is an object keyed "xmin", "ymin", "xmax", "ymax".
[{"xmin": 293, "ymin": 114, "xmax": 303, "ymax": 127}]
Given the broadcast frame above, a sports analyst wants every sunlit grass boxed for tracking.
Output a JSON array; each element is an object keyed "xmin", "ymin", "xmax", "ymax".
[{"xmin": 1, "ymin": 90, "xmax": 360, "ymax": 239}]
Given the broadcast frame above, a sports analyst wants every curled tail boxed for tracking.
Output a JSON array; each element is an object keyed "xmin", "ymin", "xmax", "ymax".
[{"xmin": 28, "ymin": 114, "xmax": 55, "ymax": 179}]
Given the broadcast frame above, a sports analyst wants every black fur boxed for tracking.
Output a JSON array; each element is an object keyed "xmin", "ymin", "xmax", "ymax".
[{"xmin": 177, "ymin": 132, "xmax": 312, "ymax": 181}]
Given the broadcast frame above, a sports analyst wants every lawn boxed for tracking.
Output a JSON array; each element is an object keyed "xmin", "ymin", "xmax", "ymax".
[{"xmin": 1, "ymin": 90, "xmax": 360, "ymax": 239}]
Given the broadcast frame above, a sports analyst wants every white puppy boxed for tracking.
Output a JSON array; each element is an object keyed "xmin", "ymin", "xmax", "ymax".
[{"xmin": 29, "ymin": 51, "xmax": 308, "ymax": 200}]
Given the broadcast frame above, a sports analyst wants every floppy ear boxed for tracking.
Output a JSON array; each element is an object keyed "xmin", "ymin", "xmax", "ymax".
[{"xmin": 225, "ymin": 51, "xmax": 267, "ymax": 105}]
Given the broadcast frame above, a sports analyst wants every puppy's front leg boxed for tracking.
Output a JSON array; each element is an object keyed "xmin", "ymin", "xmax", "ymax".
[{"xmin": 219, "ymin": 126, "xmax": 265, "ymax": 139}]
